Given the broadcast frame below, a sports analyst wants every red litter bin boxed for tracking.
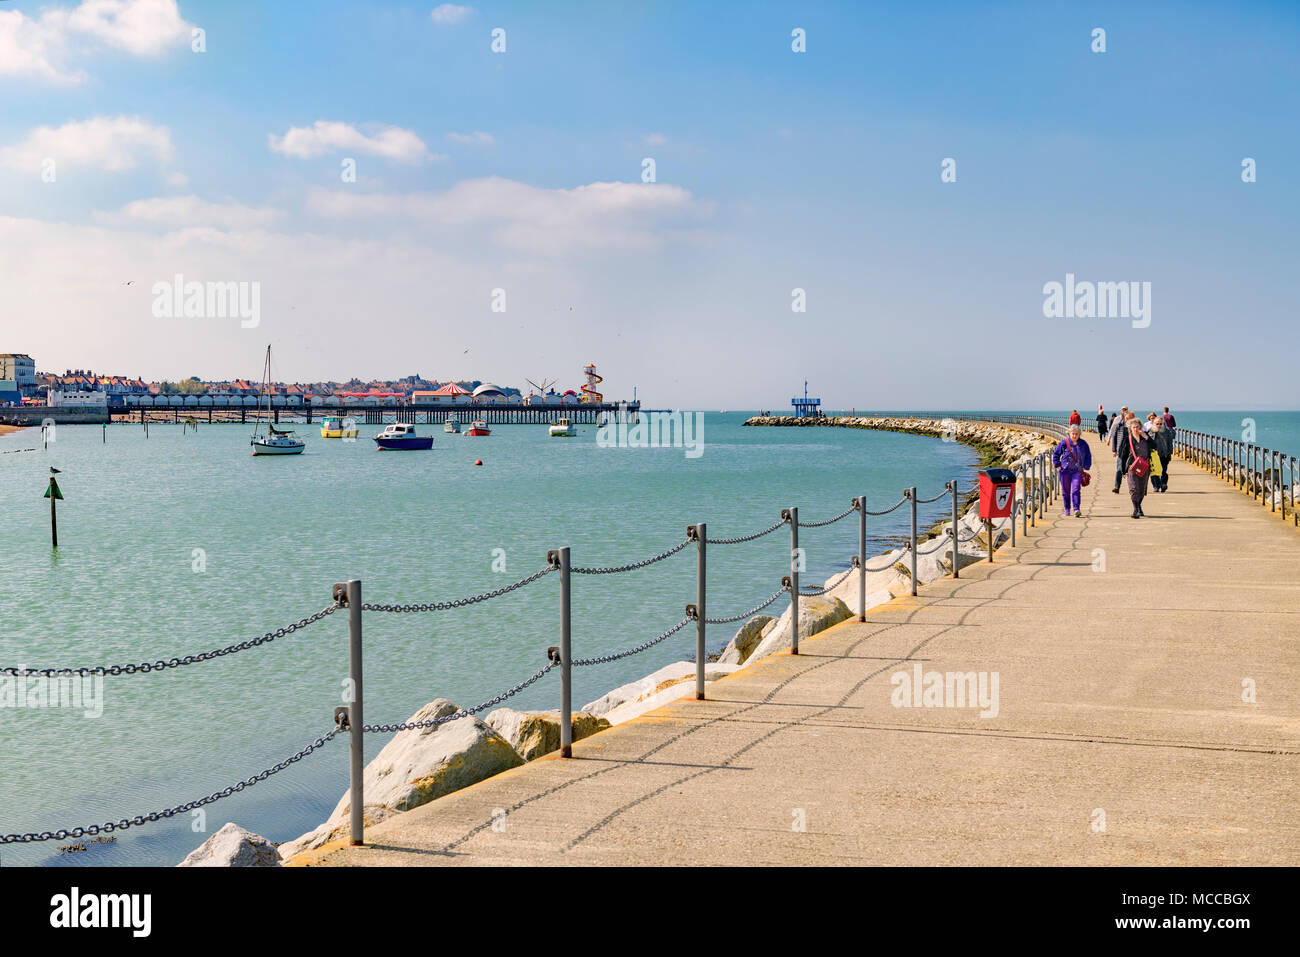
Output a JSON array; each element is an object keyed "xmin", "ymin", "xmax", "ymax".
[{"xmin": 978, "ymin": 468, "xmax": 1017, "ymax": 519}]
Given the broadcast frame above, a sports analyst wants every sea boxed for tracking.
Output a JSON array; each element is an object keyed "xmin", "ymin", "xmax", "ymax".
[{"xmin": 2, "ymin": 410, "xmax": 1296, "ymax": 866}]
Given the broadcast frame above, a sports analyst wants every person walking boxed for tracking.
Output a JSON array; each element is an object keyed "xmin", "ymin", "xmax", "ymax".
[
  {"xmin": 1149, "ymin": 418, "xmax": 1173, "ymax": 492},
  {"xmin": 1109, "ymin": 407, "xmax": 1132, "ymax": 493},
  {"xmin": 1162, "ymin": 406, "xmax": 1176, "ymax": 432},
  {"xmin": 1069, "ymin": 409, "xmax": 1082, "ymax": 427},
  {"xmin": 1053, "ymin": 423, "xmax": 1092, "ymax": 517},
  {"xmin": 1095, "ymin": 405, "xmax": 1108, "ymax": 440},
  {"xmin": 1117, "ymin": 417, "xmax": 1154, "ymax": 518}
]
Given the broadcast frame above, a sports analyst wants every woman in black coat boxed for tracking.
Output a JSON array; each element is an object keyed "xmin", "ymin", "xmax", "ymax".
[
  {"xmin": 1116, "ymin": 418, "xmax": 1154, "ymax": 517},
  {"xmin": 1095, "ymin": 407, "xmax": 1108, "ymax": 440}
]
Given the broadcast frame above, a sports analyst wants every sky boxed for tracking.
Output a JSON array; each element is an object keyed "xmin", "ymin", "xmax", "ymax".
[{"xmin": 1, "ymin": 0, "xmax": 1297, "ymax": 409}]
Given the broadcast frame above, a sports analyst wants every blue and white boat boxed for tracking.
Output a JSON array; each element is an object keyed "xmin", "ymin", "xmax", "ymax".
[{"xmin": 374, "ymin": 423, "xmax": 434, "ymax": 450}]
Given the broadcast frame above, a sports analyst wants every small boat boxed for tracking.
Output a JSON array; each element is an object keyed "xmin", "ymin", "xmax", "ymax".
[
  {"xmin": 374, "ymin": 423, "xmax": 434, "ymax": 450},
  {"xmin": 250, "ymin": 346, "xmax": 305, "ymax": 456},
  {"xmin": 548, "ymin": 418, "xmax": 575, "ymax": 437},
  {"xmin": 467, "ymin": 420, "xmax": 491, "ymax": 436},
  {"xmin": 444, "ymin": 415, "xmax": 461, "ymax": 434},
  {"xmin": 320, "ymin": 415, "xmax": 358, "ymax": 439}
]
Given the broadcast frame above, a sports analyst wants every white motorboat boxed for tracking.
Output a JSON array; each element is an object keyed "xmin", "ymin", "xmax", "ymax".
[
  {"xmin": 444, "ymin": 415, "xmax": 461, "ymax": 434},
  {"xmin": 548, "ymin": 418, "xmax": 576, "ymax": 437}
]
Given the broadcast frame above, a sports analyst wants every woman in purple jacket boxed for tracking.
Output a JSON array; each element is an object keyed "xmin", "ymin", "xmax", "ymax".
[{"xmin": 1052, "ymin": 423, "xmax": 1093, "ymax": 517}]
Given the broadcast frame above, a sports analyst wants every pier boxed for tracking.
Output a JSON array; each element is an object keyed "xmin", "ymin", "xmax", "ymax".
[
  {"xmin": 3, "ymin": 400, "xmax": 648, "ymax": 427},
  {"xmin": 294, "ymin": 420, "xmax": 1298, "ymax": 866}
]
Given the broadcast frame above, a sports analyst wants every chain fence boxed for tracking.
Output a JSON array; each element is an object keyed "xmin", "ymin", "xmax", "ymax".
[
  {"xmin": 1, "ymin": 729, "xmax": 340, "ymax": 845},
  {"xmin": 363, "ymin": 661, "xmax": 558, "ymax": 733},
  {"xmin": 1, "ymin": 603, "xmax": 340, "ymax": 679},
  {"xmin": 800, "ymin": 503, "xmax": 858, "ymax": 528},
  {"xmin": 703, "ymin": 586, "xmax": 789, "ymax": 625},
  {"xmin": 572, "ymin": 538, "xmax": 691, "ymax": 574},
  {"xmin": 361, "ymin": 564, "xmax": 555, "ymax": 612},
  {"xmin": 709, "ymin": 517, "xmax": 789, "ymax": 545}
]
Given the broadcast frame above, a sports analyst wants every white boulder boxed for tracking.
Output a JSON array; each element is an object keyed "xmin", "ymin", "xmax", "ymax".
[{"xmin": 178, "ymin": 822, "xmax": 281, "ymax": 867}]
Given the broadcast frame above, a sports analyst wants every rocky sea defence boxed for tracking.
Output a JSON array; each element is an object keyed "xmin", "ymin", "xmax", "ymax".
[{"xmin": 186, "ymin": 415, "xmax": 1056, "ymax": 865}]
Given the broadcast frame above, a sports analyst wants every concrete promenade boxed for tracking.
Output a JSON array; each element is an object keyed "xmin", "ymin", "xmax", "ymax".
[{"xmin": 300, "ymin": 438, "xmax": 1300, "ymax": 866}]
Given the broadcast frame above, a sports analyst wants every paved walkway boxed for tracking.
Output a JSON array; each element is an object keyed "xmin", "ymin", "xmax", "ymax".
[{"xmin": 301, "ymin": 442, "xmax": 1300, "ymax": 866}]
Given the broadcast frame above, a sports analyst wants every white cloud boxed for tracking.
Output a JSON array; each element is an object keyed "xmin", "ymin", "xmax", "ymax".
[
  {"xmin": 60, "ymin": 0, "xmax": 191, "ymax": 56},
  {"xmin": 96, "ymin": 195, "xmax": 281, "ymax": 231},
  {"xmin": 0, "ymin": 0, "xmax": 191, "ymax": 83},
  {"xmin": 306, "ymin": 176, "xmax": 712, "ymax": 254},
  {"xmin": 430, "ymin": 4, "xmax": 474, "ymax": 26},
  {"xmin": 446, "ymin": 131, "xmax": 495, "ymax": 146},
  {"xmin": 269, "ymin": 121, "xmax": 439, "ymax": 164},
  {"xmin": 643, "ymin": 132, "xmax": 667, "ymax": 146},
  {"xmin": 0, "ymin": 115, "xmax": 173, "ymax": 172},
  {"xmin": 0, "ymin": 10, "xmax": 78, "ymax": 82}
]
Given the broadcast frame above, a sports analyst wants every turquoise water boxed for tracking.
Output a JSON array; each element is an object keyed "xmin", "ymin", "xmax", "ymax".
[{"xmin": 2, "ymin": 412, "xmax": 985, "ymax": 867}]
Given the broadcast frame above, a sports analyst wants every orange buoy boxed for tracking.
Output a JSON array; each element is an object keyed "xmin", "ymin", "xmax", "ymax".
[{"xmin": 474, "ymin": 459, "xmax": 483, "ymax": 466}]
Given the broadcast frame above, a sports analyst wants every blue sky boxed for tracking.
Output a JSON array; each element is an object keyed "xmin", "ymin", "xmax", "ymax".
[{"xmin": 1, "ymin": 0, "xmax": 1297, "ymax": 408}]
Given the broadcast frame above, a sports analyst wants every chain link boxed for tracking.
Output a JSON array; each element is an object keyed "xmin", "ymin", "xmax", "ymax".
[
  {"xmin": 361, "ymin": 564, "xmax": 555, "ymax": 613},
  {"xmin": 1, "ymin": 604, "xmax": 340, "ymax": 679},
  {"xmin": 914, "ymin": 488, "xmax": 950, "ymax": 504},
  {"xmin": 0, "ymin": 729, "xmax": 340, "ymax": 844},
  {"xmin": 860, "ymin": 496, "xmax": 908, "ymax": 516},
  {"xmin": 799, "ymin": 503, "xmax": 858, "ymax": 528},
  {"xmin": 571, "ymin": 537, "xmax": 691, "ymax": 574},
  {"xmin": 710, "ymin": 517, "xmax": 789, "ymax": 545},
  {"xmin": 363, "ymin": 661, "xmax": 557, "ymax": 732},
  {"xmin": 572, "ymin": 617, "xmax": 692, "ymax": 665},
  {"xmin": 798, "ymin": 565, "xmax": 856, "ymax": 597},
  {"xmin": 703, "ymin": 586, "xmax": 788, "ymax": 625},
  {"xmin": 914, "ymin": 531, "xmax": 952, "ymax": 556}
]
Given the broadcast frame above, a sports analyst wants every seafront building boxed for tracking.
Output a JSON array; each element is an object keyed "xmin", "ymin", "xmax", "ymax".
[{"xmin": 0, "ymin": 353, "xmax": 36, "ymax": 404}]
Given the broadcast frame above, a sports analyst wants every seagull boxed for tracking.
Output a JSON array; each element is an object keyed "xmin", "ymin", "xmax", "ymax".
[
  {"xmin": 122, "ymin": 281, "xmax": 134, "ymax": 286},
  {"xmin": 50, "ymin": 467, "xmax": 61, "ymax": 474}
]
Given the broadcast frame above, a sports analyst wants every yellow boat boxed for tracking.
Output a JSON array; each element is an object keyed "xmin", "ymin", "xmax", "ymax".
[{"xmin": 320, "ymin": 415, "xmax": 358, "ymax": 439}]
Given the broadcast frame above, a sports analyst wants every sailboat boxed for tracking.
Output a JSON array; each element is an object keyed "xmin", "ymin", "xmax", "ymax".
[{"xmin": 250, "ymin": 345, "xmax": 305, "ymax": 456}]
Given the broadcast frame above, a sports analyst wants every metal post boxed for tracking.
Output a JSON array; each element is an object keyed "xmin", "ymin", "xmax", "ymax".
[
  {"xmin": 787, "ymin": 506, "xmax": 800, "ymax": 654},
  {"xmin": 1030, "ymin": 461, "xmax": 1037, "ymax": 528},
  {"xmin": 558, "ymin": 546, "xmax": 573, "ymax": 756},
  {"xmin": 1007, "ymin": 477, "xmax": 1016, "ymax": 549},
  {"xmin": 1021, "ymin": 467, "xmax": 1028, "ymax": 538},
  {"xmin": 694, "ymin": 523, "xmax": 707, "ymax": 700},
  {"xmin": 1273, "ymin": 450, "xmax": 1279, "ymax": 512},
  {"xmin": 908, "ymin": 487, "xmax": 917, "ymax": 597},
  {"xmin": 856, "ymin": 496, "xmax": 868, "ymax": 616},
  {"xmin": 950, "ymin": 481, "xmax": 962, "ymax": 576},
  {"xmin": 344, "ymin": 579, "xmax": 364, "ymax": 846}
]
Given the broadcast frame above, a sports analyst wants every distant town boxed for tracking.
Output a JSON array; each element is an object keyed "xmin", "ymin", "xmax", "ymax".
[{"xmin": 0, "ymin": 352, "xmax": 617, "ymax": 411}]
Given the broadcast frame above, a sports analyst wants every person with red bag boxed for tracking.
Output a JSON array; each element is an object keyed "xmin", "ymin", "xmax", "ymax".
[
  {"xmin": 1052, "ymin": 423, "xmax": 1093, "ymax": 517},
  {"xmin": 1116, "ymin": 417, "xmax": 1155, "ymax": 518}
]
